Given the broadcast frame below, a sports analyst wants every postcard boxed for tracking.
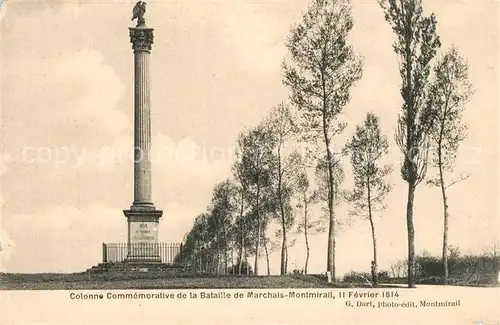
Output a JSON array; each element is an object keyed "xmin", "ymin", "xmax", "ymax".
[{"xmin": 1, "ymin": 0, "xmax": 498, "ymax": 324}]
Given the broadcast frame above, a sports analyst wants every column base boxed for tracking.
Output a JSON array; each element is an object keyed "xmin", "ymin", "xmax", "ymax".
[{"xmin": 129, "ymin": 201, "xmax": 156, "ymax": 211}]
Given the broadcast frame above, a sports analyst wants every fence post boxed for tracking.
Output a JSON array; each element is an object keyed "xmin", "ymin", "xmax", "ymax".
[{"xmin": 102, "ymin": 243, "xmax": 107, "ymax": 263}]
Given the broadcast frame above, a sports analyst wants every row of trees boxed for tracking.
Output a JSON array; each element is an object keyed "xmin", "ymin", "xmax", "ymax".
[{"xmin": 181, "ymin": 0, "xmax": 473, "ymax": 287}]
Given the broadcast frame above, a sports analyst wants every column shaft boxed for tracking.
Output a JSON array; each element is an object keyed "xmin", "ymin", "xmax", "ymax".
[{"xmin": 133, "ymin": 51, "xmax": 152, "ymax": 205}]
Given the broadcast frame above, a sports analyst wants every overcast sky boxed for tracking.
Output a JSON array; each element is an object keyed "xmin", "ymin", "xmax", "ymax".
[{"xmin": 0, "ymin": 0, "xmax": 498, "ymax": 275}]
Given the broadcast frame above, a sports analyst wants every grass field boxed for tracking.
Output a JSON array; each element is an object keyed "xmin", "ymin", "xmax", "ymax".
[
  {"xmin": 2, "ymin": 272, "xmax": 496, "ymax": 290},
  {"xmin": 0, "ymin": 272, "xmax": 398, "ymax": 290}
]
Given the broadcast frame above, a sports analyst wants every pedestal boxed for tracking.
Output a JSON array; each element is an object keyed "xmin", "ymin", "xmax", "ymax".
[{"xmin": 124, "ymin": 208, "xmax": 163, "ymax": 263}]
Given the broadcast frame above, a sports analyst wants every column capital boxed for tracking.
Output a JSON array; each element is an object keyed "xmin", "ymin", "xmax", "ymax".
[{"xmin": 129, "ymin": 27, "xmax": 154, "ymax": 53}]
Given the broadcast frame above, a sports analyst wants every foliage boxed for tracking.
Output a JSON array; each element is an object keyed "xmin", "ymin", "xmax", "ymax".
[
  {"xmin": 282, "ymin": 0, "xmax": 363, "ymax": 146},
  {"xmin": 427, "ymin": 46, "xmax": 473, "ymax": 177},
  {"xmin": 344, "ymin": 112, "xmax": 393, "ymax": 218},
  {"xmin": 343, "ymin": 112, "xmax": 392, "ymax": 285},
  {"xmin": 265, "ymin": 103, "xmax": 302, "ymax": 275},
  {"xmin": 425, "ymin": 46, "xmax": 474, "ymax": 284},
  {"xmin": 233, "ymin": 123, "xmax": 277, "ymax": 274},
  {"xmin": 343, "ymin": 271, "xmax": 391, "ymax": 283},
  {"xmin": 209, "ymin": 181, "xmax": 238, "ymax": 246},
  {"xmin": 388, "ymin": 249, "xmax": 500, "ymax": 285},
  {"xmin": 227, "ymin": 260, "xmax": 254, "ymax": 275},
  {"xmin": 380, "ymin": 0, "xmax": 441, "ymax": 184},
  {"xmin": 282, "ymin": 0, "xmax": 363, "ymax": 278},
  {"xmin": 314, "ymin": 155, "xmax": 344, "ymax": 217},
  {"xmin": 291, "ymin": 268, "xmax": 305, "ymax": 275},
  {"xmin": 379, "ymin": 0, "xmax": 441, "ymax": 288},
  {"xmin": 295, "ymin": 172, "xmax": 326, "ymax": 235}
]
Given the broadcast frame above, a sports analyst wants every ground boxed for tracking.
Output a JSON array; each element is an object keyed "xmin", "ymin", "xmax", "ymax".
[
  {"xmin": 2, "ymin": 272, "xmax": 498, "ymax": 290},
  {"xmin": 0, "ymin": 272, "xmax": 403, "ymax": 290}
]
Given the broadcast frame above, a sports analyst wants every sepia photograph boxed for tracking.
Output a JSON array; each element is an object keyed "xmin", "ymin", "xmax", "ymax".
[{"xmin": 0, "ymin": 0, "xmax": 499, "ymax": 323}]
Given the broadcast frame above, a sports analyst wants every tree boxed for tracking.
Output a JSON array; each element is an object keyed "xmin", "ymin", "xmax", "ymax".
[
  {"xmin": 179, "ymin": 215, "xmax": 205, "ymax": 269},
  {"xmin": 182, "ymin": 213, "xmax": 212, "ymax": 272},
  {"xmin": 379, "ymin": 0, "xmax": 441, "ymax": 287},
  {"xmin": 209, "ymin": 179, "xmax": 239, "ymax": 274},
  {"xmin": 344, "ymin": 112, "xmax": 393, "ymax": 286},
  {"xmin": 282, "ymin": 0, "xmax": 363, "ymax": 279},
  {"xmin": 266, "ymin": 103, "xmax": 301, "ymax": 275},
  {"xmin": 426, "ymin": 46, "xmax": 473, "ymax": 285},
  {"xmin": 231, "ymin": 147, "xmax": 252, "ymax": 275},
  {"xmin": 232, "ymin": 212, "xmax": 255, "ymax": 275},
  {"xmin": 295, "ymin": 171, "xmax": 324, "ymax": 274},
  {"xmin": 233, "ymin": 124, "xmax": 276, "ymax": 275}
]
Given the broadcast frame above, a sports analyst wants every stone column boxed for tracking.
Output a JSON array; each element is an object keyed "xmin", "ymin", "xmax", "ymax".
[
  {"xmin": 131, "ymin": 26, "xmax": 153, "ymax": 207},
  {"xmin": 124, "ymin": 23, "xmax": 163, "ymax": 263}
]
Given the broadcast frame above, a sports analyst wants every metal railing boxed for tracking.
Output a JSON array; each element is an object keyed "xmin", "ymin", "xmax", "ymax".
[{"xmin": 102, "ymin": 243, "xmax": 183, "ymax": 264}]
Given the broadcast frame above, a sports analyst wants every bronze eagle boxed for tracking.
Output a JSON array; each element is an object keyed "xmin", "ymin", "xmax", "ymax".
[{"xmin": 131, "ymin": 1, "xmax": 147, "ymax": 26}]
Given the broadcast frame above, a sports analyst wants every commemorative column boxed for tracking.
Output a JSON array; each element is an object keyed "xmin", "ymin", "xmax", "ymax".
[{"xmin": 124, "ymin": 1, "xmax": 163, "ymax": 263}]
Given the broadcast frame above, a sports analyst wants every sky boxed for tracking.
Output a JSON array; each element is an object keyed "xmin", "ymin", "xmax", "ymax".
[{"xmin": 0, "ymin": 0, "xmax": 498, "ymax": 275}]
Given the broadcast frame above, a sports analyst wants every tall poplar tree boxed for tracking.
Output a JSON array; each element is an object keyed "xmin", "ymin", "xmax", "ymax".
[
  {"xmin": 379, "ymin": 0, "xmax": 441, "ymax": 287},
  {"xmin": 282, "ymin": 0, "xmax": 362, "ymax": 279},
  {"xmin": 345, "ymin": 112, "xmax": 392, "ymax": 286},
  {"xmin": 427, "ymin": 46, "xmax": 473, "ymax": 285},
  {"xmin": 266, "ymin": 103, "xmax": 300, "ymax": 275}
]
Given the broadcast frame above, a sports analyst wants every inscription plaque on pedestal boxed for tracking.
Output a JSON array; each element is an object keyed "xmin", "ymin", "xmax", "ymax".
[
  {"xmin": 128, "ymin": 221, "xmax": 159, "ymax": 260},
  {"xmin": 130, "ymin": 222, "xmax": 158, "ymax": 243}
]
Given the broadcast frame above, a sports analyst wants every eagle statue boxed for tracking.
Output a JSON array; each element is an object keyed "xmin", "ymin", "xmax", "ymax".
[{"xmin": 131, "ymin": 1, "xmax": 147, "ymax": 26}]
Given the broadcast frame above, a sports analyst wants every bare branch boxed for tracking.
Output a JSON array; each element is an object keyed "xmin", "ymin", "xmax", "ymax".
[{"xmin": 445, "ymin": 172, "xmax": 470, "ymax": 189}]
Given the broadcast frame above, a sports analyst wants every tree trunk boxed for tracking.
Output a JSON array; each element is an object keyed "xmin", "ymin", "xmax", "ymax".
[
  {"xmin": 238, "ymin": 231, "xmax": 244, "ymax": 275},
  {"xmin": 286, "ymin": 247, "xmax": 289, "ymax": 272},
  {"xmin": 216, "ymin": 243, "xmax": 220, "ymax": 274},
  {"xmin": 303, "ymin": 192, "xmax": 310, "ymax": 274},
  {"xmin": 323, "ymin": 115, "xmax": 336, "ymax": 280},
  {"xmin": 321, "ymin": 67, "xmax": 336, "ymax": 280},
  {"xmin": 281, "ymin": 230, "xmax": 287, "ymax": 275},
  {"xmin": 369, "ymin": 220, "xmax": 378, "ymax": 286},
  {"xmin": 367, "ymin": 176, "xmax": 378, "ymax": 286},
  {"xmin": 264, "ymin": 241, "xmax": 270, "ymax": 276},
  {"xmin": 277, "ymin": 145, "xmax": 288, "ymax": 276},
  {"xmin": 254, "ymin": 240, "xmax": 259, "ymax": 276},
  {"xmin": 224, "ymin": 226, "xmax": 229, "ymax": 274},
  {"xmin": 406, "ymin": 182, "xmax": 417, "ymax": 288},
  {"xmin": 224, "ymin": 236, "xmax": 228, "ymax": 275},
  {"xmin": 231, "ymin": 241, "xmax": 234, "ymax": 274},
  {"xmin": 244, "ymin": 246, "xmax": 249, "ymax": 275},
  {"xmin": 238, "ymin": 244, "xmax": 243, "ymax": 275},
  {"xmin": 254, "ymin": 184, "xmax": 261, "ymax": 276},
  {"xmin": 438, "ymin": 145, "xmax": 450, "ymax": 285},
  {"xmin": 326, "ymin": 180, "xmax": 336, "ymax": 280},
  {"xmin": 238, "ymin": 192, "xmax": 245, "ymax": 275}
]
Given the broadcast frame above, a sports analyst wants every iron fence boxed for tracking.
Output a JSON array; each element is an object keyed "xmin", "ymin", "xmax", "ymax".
[{"xmin": 102, "ymin": 243, "xmax": 183, "ymax": 264}]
